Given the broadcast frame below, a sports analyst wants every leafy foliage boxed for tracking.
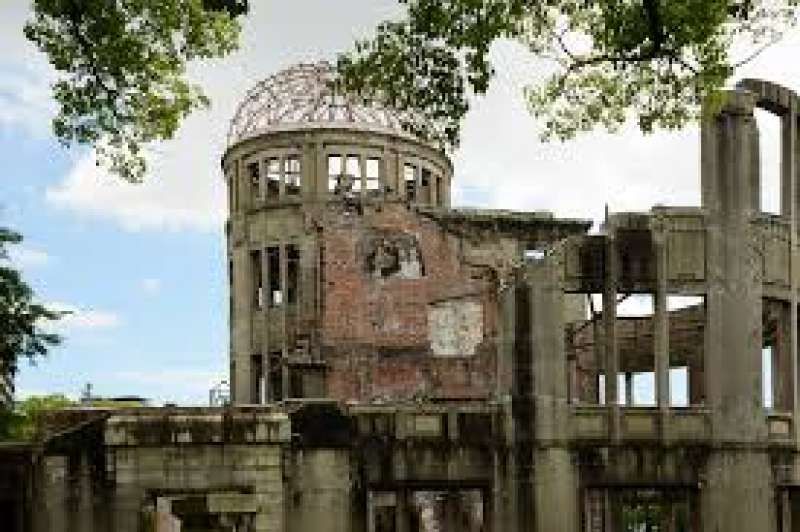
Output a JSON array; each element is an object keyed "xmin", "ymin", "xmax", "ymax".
[
  {"xmin": 0, "ymin": 228, "xmax": 64, "ymax": 383},
  {"xmin": 25, "ymin": 0, "xmax": 247, "ymax": 182},
  {"xmin": 337, "ymin": 0, "xmax": 800, "ymax": 147},
  {"xmin": 0, "ymin": 394, "xmax": 74, "ymax": 441}
]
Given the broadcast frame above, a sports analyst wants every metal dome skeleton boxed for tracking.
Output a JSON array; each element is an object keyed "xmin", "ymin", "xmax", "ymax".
[{"xmin": 227, "ymin": 62, "xmax": 410, "ymax": 146}]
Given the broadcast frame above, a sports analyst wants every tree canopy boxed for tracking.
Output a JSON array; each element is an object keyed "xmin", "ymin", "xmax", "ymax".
[
  {"xmin": 24, "ymin": 0, "xmax": 248, "ymax": 182},
  {"xmin": 336, "ymin": 0, "xmax": 800, "ymax": 148},
  {"xmin": 0, "ymin": 228, "xmax": 64, "ymax": 385},
  {"xmin": 0, "ymin": 394, "xmax": 74, "ymax": 441}
]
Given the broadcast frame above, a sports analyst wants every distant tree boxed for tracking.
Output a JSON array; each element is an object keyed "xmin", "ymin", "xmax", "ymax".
[
  {"xmin": 24, "ymin": 0, "xmax": 249, "ymax": 182},
  {"xmin": 337, "ymin": 0, "xmax": 800, "ymax": 147},
  {"xmin": 0, "ymin": 394, "xmax": 74, "ymax": 441},
  {"xmin": 0, "ymin": 228, "xmax": 64, "ymax": 397}
]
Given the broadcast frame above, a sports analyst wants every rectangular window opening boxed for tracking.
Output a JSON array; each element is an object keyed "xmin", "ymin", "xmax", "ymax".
[
  {"xmin": 247, "ymin": 162, "xmax": 261, "ymax": 200},
  {"xmin": 287, "ymin": 244, "xmax": 300, "ymax": 305},
  {"xmin": 266, "ymin": 158, "xmax": 280, "ymax": 198},
  {"xmin": 668, "ymin": 295, "xmax": 705, "ymax": 406},
  {"xmin": 267, "ymin": 246, "xmax": 282, "ymax": 307},
  {"xmin": 328, "ymin": 155, "xmax": 342, "ymax": 192},
  {"xmin": 763, "ymin": 345, "xmax": 773, "ymax": 409},
  {"xmin": 269, "ymin": 351, "xmax": 282, "ymax": 402},
  {"xmin": 631, "ymin": 372, "xmax": 655, "ymax": 406},
  {"xmin": 421, "ymin": 167, "xmax": 432, "ymax": 204},
  {"xmin": 365, "ymin": 157, "xmax": 381, "ymax": 194},
  {"xmin": 251, "ymin": 354, "xmax": 263, "ymax": 405},
  {"xmin": 284, "ymin": 155, "xmax": 301, "ymax": 196},
  {"xmin": 346, "ymin": 155, "xmax": 362, "ymax": 194},
  {"xmin": 227, "ymin": 168, "xmax": 234, "ymax": 211},
  {"xmin": 232, "ymin": 164, "xmax": 240, "ymax": 211},
  {"xmin": 404, "ymin": 164, "xmax": 417, "ymax": 201},
  {"xmin": 755, "ymin": 109, "xmax": 781, "ymax": 215},
  {"xmin": 669, "ymin": 366, "xmax": 689, "ymax": 407},
  {"xmin": 250, "ymin": 250, "xmax": 262, "ymax": 309}
]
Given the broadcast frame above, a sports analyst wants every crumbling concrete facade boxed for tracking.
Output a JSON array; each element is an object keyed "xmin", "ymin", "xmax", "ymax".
[{"xmin": 7, "ymin": 65, "xmax": 800, "ymax": 532}]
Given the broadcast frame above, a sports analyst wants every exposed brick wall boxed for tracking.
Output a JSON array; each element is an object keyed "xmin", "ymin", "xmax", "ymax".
[{"xmin": 319, "ymin": 203, "xmax": 500, "ymax": 401}]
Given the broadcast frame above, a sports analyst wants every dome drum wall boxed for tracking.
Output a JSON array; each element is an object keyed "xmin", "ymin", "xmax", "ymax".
[
  {"xmin": 224, "ymin": 126, "xmax": 454, "ymax": 405},
  {"xmin": 222, "ymin": 128, "xmax": 453, "ymax": 212}
]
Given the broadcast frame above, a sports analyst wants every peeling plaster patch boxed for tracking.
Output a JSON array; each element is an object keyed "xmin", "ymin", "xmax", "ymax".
[{"xmin": 428, "ymin": 299, "xmax": 483, "ymax": 356}]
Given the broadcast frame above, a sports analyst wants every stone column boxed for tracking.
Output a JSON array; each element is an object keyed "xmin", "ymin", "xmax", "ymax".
[
  {"xmin": 653, "ymin": 215, "xmax": 670, "ymax": 410},
  {"xmin": 782, "ymin": 103, "xmax": 800, "ymax": 444},
  {"xmin": 700, "ymin": 89, "xmax": 774, "ymax": 532},
  {"xmin": 76, "ymin": 454, "xmax": 95, "ymax": 532},
  {"xmin": 528, "ymin": 254, "xmax": 577, "ymax": 532},
  {"xmin": 603, "ymin": 233, "xmax": 620, "ymax": 438},
  {"xmin": 280, "ymin": 243, "xmax": 290, "ymax": 399},
  {"xmin": 395, "ymin": 489, "xmax": 410, "ymax": 532},
  {"xmin": 232, "ymin": 244, "xmax": 254, "ymax": 404}
]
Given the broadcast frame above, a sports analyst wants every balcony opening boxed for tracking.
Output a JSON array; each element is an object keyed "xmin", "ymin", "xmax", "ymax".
[
  {"xmin": 328, "ymin": 155, "xmax": 342, "ymax": 193},
  {"xmin": 346, "ymin": 155, "xmax": 361, "ymax": 194},
  {"xmin": 287, "ymin": 244, "xmax": 300, "ymax": 305},
  {"xmin": 755, "ymin": 109, "xmax": 782, "ymax": 215},
  {"xmin": 250, "ymin": 250, "xmax": 263, "ymax": 309},
  {"xmin": 247, "ymin": 161, "xmax": 261, "ymax": 200},
  {"xmin": 366, "ymin": 157, "xmax": 381, "ymax": 196},
  {"xmin": 421, "ymin": 167, "xmax": 432, "ymax": 204},
  {"xmin": 404, "ymin": 164, "xmax": 417, "ymax": 202},
  {"xmin": 669, "ymin": 295, "xmax": 705, "ymax": 407},
  {"xmin": 267, "ymin": 246, "xmax": 282, "ymax": 307},
  {"xmin": 285, "ymin": 155, "xmax": 301, "ymax": 196},
  {"xmin": 266, "ymin": 157, "xmax": 281, "ymax": 198}
]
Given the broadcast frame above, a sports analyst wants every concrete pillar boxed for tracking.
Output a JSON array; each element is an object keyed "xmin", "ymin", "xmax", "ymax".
[
  {"xmin": 280, "ymin": 243, "xmax": 290, "ymax": 399},
  {"xmin": 231, "ymin": 241, "xmax": 254, "ymax": 404},
  {"xmin": 293, "ymin": 450, "xmax": 351, "ymax": 532},
  {"xmin": 528, "ymin": 257, "xmax": 577, "ymax": 532},
  {"xmin": 603, "ymin": 233, "xmax": 620, "ymax": 437},
  {"xmin": 443, "ymin": 491, "xmax": 458, "ymax": 532},
  {"xmin": 261, "ymin": 245, "xmax": 271, "ymax": 403},
  {"xmin": 396, "ymin": 489, "xmax": 410, "ymax": 532},
  {"xmin": 700, "ymin": 89, "xmax": 773, "ymax": 532},
  {"xmin": 702, "ymin": 89, "xmax": 767, "ymax": 441},
  {"xmin": 653, "ymin": 216, "xmax": 670, "ymax": 410},
  {"xmin": 783, "ymin": 104, "xmax": 800, "ymax": 445},
  {"xmin": 112, "ymin": 485, "xmax": 143, "ymax": 532},
  {"xmin": 40, "ymin": 456, "xmax": 68, "ymax": 532},
  {"xmin": 76, "ymin": 454, "xmax": 95, "ymax": 532},
  {"xmin": 624, "ymin": 372, "xmax": 633, "ymax": 406},
  {"xmin": 781, "ymin": 490, "xmax": 792, "ymax": 532}
]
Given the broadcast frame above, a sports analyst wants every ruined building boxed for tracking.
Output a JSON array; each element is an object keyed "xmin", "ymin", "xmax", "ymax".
[{"xmin": 4, "ymin": 65, "xmax": 800, "ymax": 532}]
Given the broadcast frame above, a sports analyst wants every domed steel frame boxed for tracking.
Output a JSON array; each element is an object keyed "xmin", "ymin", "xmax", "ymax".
[{"xmin": 227, "ymin": 62, "xmax": 409, "ymax": 147}]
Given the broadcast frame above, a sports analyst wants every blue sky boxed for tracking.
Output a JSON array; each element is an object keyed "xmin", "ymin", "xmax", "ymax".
[
  {"xmin": 0, "ymin": 126, "xmax": 227, "ymax": 404},
  {"xmin": 1, "ymin": 1, "xmax": 798, "ymax": 405}
]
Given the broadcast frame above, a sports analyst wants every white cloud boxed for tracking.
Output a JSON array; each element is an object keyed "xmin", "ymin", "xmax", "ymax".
[
  {"xmin": 45, "ymin": 151, "xmax": 226, "ymax": 232},
  {"xmin": 0, "ymin": 2, "xmax": 57, "ymax": 137},
  {"xmin": 7, "ymin": 246, "xmax": 50, "ymax": 268},
  {"xmin": 47, "ymin": 302, "xmax": 122, "ymax": 331},
  {"xmin": 140, "ymin": 277, "xmax": 162, "ymax": 296},
  {"xmin": 0, "ymin": 66, "xmax": 56, "ymax": 137}
]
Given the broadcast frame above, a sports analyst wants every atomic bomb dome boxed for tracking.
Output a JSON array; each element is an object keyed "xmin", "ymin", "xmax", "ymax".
[{"xmin": 227, "ymin": 62, "xmax": 409, "ymax": 146}]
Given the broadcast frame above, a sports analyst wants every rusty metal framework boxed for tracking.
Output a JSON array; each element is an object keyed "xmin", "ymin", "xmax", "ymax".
[{"xmin": 227, "ymin": 62, "xmax": 407, "ymax": 146}]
